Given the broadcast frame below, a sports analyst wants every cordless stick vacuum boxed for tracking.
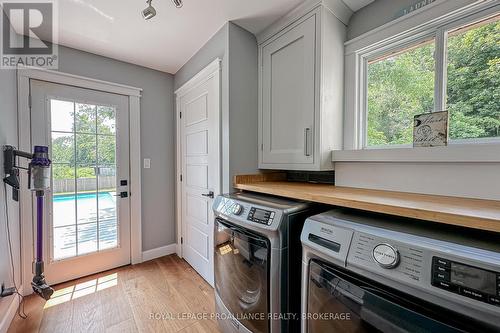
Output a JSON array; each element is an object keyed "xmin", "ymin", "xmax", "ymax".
[{"xmin": 3, "ymin": 145, "xmax": 54, "ymax": 300}]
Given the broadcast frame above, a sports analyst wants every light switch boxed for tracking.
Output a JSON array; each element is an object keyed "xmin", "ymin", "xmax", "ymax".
[{"xmin": 143, "ymin": 158, "xmax": 151, "ymax": 169}]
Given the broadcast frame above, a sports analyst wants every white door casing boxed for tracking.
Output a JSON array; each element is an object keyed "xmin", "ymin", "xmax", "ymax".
[
  {"xmin": 176, "ymin": 59, "xmax": 221, "ymax": 287},
  {"xmin": 17, "ymin": 66, "xmax": 142, "ymax": 295},
  {"xmin": 30, "ymin": 80, "xmax": 131, "ymax": 285},
  {"xmin": 261, "ymin": 14, "xmax": 316, "ymax": 166}
]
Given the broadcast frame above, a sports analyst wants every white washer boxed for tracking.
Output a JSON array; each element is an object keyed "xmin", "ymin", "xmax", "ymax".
[{"xmin": 301, "ymin": 209, "xmax": 500, "ymax": 333}]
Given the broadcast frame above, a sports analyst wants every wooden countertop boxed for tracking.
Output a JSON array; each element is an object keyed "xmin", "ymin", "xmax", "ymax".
[{"xmin": 234, "ymin": 174, "xmax": 500, "ymax": 233}]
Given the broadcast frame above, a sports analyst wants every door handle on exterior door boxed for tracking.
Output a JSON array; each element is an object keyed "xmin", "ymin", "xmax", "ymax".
[
  {"xmin": 202, "ymin": 191, "xmax": 214, "ymax": 199},
  {"xmin": 113, "ymin": 191, "xmax": 129, "ymax": 198},
  {"xmin": 304, "ymin": 128, "xmax": 312, "ymax": 156}
]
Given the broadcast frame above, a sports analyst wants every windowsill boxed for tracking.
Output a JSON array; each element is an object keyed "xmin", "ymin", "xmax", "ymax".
[{"xmin": 332, "ymin": 143, "xmax": 500, "ymax": 163}]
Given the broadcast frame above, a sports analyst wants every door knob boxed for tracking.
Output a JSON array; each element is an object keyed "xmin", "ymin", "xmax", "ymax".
[{"xmin": 202, "ymin": 191, "xmax": 214, "ymax": 199}]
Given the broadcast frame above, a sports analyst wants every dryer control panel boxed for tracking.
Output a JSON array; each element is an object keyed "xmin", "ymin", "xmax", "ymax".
[
  {"xmin": 212, "ymin": 194, "xmax": 284, "ymax": 230},
  {"xmin": 247, "ymin": 207, "xmax": 275, "ymax": 225}
]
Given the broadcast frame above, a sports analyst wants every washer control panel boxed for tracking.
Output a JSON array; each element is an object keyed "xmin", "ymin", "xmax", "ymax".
[
  {"xmin": 431, "ymin": 256, "xmax": 500, "ymax": 307},
  {"xmin": 373, "ymin": 243, "xmax": 400, "ymax": 269},
  {"xmin": 247, "ymin": 207, "xmax": 275, "ymax": 225},
  {"xmin": 348, "ymin": 232, "xmax": 424, "ymax": 286}
]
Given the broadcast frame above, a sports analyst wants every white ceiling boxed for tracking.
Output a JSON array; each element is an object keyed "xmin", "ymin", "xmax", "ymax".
[{"xmin": 9, "ymin": 0, "xmax": 375, "ymax": 74}]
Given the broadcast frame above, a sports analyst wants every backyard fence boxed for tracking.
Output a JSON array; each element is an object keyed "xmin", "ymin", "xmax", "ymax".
[{"xmin": 53, "ymin": 176, "xmax": 115, "ymax": 194}]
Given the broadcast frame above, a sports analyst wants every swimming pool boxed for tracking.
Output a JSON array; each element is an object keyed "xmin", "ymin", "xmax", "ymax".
[
  {"xmin": 52, "ymin": 192, "xmax": 118, "ymax": 260},
  {"xmin": 53, "ymin": 192, "xmax": 115, "ymax": 202}
]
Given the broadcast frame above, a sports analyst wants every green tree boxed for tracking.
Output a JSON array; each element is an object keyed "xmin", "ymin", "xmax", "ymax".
[
  {"xmin": 367, "ymin": 41, "xmax": 435, "ymax": 146},
  {"xmin": 447, "ymin": 20, "xmax": 500, "ymax": 139},
  {"xmin": 52, "ymin": 103, "xmax": 116, "ymax": 181}
]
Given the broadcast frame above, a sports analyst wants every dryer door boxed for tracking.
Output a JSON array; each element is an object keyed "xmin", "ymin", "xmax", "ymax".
[{"xmin": 215, "ymin": 218, "xmax": 270, "ymax": 333}]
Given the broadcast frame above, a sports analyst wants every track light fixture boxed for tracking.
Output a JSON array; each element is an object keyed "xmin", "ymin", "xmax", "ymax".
[
  {"xmin": 142, "ymin": 0, "xmax": 156, "ymax": 20},
  {"xmin": 172, "ymin": 0, "xmax": 183, "ymax": 8},
  {"xmin": 142, "ymin": 0, "xmax": 183, "ymax": 20}
]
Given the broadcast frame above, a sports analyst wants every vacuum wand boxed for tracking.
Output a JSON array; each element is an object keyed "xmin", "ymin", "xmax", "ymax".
[
  {"xmin": 37, "ymin": 196, "xmax": 44, "ymax": 263},
  {"xmin": 3, "ymin": 145, "xmax": 54, "ymax": 300}
]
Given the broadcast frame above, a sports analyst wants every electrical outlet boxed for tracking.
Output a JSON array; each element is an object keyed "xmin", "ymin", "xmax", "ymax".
[
  {"xmin": 0, "ymin": 283, "xmax": 15, "ymax": 298},
  {"xmin": 143, "ymin": 158, "xmax": 151, "ymax": 169}
]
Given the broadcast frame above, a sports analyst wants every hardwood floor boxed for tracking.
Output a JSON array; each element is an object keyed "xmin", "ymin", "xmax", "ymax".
[{"xmin": 8, "ymin": 255, "xmax": 220, "ymax": 333}]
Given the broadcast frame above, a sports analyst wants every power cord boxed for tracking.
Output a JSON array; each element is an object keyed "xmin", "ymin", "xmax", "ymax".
[{"xmin": 3, "ymin": 183, "xmax": 27, "ymax": 319}]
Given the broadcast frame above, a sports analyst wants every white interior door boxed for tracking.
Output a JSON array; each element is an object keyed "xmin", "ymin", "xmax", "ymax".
[
  {"xmin": 178, "ymin": 64, "xmax": 220, "ymax": 287},
  {"xmin": 261, "ymin": 14, "xmax": 316, "ymax": 165},
  {"xmin": 30, "ymin": 80, "xmax": 131, "ymax": 285}
]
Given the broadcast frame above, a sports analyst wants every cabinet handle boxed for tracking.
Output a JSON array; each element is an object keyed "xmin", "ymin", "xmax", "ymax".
[{"xmin": 304, "ymin": 128, "xmax": 311, "ymax": 156}]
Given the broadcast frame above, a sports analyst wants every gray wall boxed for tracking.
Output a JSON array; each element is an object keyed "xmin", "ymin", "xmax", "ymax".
[
  {"xmin": 347, "ymin": 0, "xmax": 481, "ymax": 40},
  {"xmin": 174, "ymin": 22, "xmax": 259, "ymax": 195},
  {"xmin": 57, "ymin": 46, "xmax": 176, "ymax": 251},
  {"xmin": 347, "ymin": 0, "xmax": 416, "ymax": 39},
  {"xmin": 174, "ymin": 24, "xmax": 227, "ymax": 91},
  {"xmin": 0, "ymin": 64, "xmax": 21, "ymax": 325},
  {"xmin": 227, "ymin": 23, "xmax": 259, "ymax": 192}
]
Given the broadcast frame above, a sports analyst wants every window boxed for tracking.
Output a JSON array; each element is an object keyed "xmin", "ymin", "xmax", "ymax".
[
  {"xmin": 364, "ymin": 10, "xmax": 499, "ymax": 148},
  {"xmin": 447, "ymin": 14, "xmax": 500, "ymax": 140},
  {"xmin": 367, "ymin": 39, "xmax": 435, "ymax": 147},
  {"xmin": 50, "ymin": 99, "xmax": 118, "ymax": 260}
]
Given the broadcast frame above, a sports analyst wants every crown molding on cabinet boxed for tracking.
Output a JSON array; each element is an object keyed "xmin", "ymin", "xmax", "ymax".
[{"xmin": 257, "ymin": 0, "xmax": 353, "ymax": 44}]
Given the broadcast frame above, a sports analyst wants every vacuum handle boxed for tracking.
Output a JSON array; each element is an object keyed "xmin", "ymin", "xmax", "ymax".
[{"xmin": 28, "ymin": 163, "xmax": 32, "ymax": 189}]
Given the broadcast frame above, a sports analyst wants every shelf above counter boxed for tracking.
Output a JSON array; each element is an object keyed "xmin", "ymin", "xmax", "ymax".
[{"xmin": 233, "ymin": 174, "xmax": 500, "ymax": 233}]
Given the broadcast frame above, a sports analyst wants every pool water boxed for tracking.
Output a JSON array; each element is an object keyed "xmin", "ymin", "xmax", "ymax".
[
  {"xmin": 53, "ymin": 192, "xmax": 114, "ymax": 202},
  {"xmin": 52, "ymin": 192, "xmax": 118, "ymax": 260}
]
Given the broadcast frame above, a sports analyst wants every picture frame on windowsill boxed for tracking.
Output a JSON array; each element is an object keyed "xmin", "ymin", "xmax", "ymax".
[{"xmin": 413, "ymin": 110, "xmax": 448, "ymax": 147}]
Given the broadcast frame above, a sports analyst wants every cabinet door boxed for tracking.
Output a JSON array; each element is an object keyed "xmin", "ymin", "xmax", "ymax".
[{"xmin": 261, "ymin": 14, "xmax": 316, "ymax": 166}]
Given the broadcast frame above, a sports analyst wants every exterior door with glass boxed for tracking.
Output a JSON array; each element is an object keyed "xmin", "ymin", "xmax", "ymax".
[{"xmin": 30, "ymin": 79, "xmax": 131, "ymax": 285}]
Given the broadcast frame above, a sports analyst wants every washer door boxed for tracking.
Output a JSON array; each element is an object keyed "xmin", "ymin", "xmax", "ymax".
[
  {"xmin": 306, "ymin": 259, "xmax": 479, "ymax": 333},
  {"xmin": 215, "ymin": 218, "xmax": 270, "ymax": 333}
]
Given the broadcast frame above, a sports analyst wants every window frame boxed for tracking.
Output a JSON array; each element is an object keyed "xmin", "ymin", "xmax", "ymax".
[{"xmin": 357, "ymin": 5, "xmax": 500, "ymax": 150}]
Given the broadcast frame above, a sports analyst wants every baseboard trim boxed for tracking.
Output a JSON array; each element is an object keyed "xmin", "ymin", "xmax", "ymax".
[
  {"xmin": 176, "ymin": 244, "xmax": 182, "ymax": 257},
  {"xmin": 142, "ymin": 243, "xmax": 177, "ymax": 262},
  {"xmin": 0, "ymin": 289, "xmax": 21, "ymax": 333}
]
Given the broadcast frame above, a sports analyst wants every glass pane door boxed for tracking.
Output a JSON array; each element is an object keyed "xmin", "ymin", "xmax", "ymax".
[{"xmin": 50, "ymin": 99, "xmax": 118, "ymax": 260}]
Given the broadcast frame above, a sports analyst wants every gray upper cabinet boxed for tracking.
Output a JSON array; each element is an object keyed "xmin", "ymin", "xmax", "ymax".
[
  {"xmin": 258, "ymin": 2, "xmax": 347, "ymax": 171},
  {"xmin": 261, "ymin": 14, "xmax": 316, "ymax": 166}
]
